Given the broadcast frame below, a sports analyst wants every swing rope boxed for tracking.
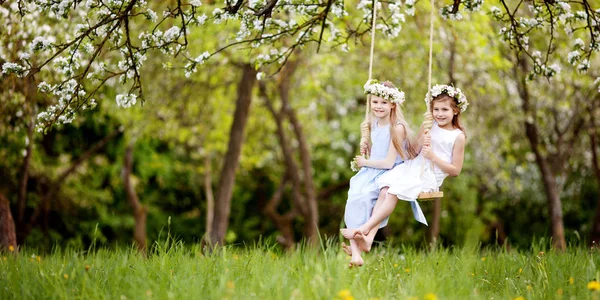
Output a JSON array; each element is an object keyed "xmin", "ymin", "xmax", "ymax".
[
  {"xmin": 361, "ymin": 0, "xmax": 442, "ymax": 200},
  {"xmin": 360, "ymin": 0, "xmax": 379, "ymax": 158},
  {"xmin": 367, "ymin": 0, "xmax": 377, "ymax": 82},
  {"xmin": 419, "ymin": 0, "xmax": 444, "ymax": 200},
  {"xmin": 422, "ymin": 0, "xmax": 435, "ymax": 134},
  {"xmin": 364, "ymin": 0, "xmax": 378, "ymax": 120}
]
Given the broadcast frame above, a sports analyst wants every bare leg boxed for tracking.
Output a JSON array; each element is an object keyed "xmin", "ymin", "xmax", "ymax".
[
  {"xmin": 349, "ymin": 240, "xmax": 364, "ymax": 267},
  {"xmin": 354, "ymin": 188, "xmax": 388, "ymax": 252},
  {"xmin": 358, "ymin": 192, "xmax": 399, "ymax": 236}
]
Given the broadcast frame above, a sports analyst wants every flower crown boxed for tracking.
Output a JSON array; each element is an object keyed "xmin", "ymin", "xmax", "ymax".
[
  {"xmin": 363, "ymin": 79, "xmax": 405, "ymax": 105},
  {"xmin": 424, "ymin": 84, "xmax": 469, "ymax": 112}
]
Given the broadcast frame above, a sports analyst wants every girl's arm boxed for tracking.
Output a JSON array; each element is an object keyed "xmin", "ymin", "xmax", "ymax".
[
  {"xmin": 356, "ymin": 125, "xmax": 405, "ymax": 169},
  {"xmin": 422, "ymin": 133, "xmax": 465, "ymax": 176},
  {"xmin": 414, "ymin": 124, "xmax": 427, "ymax": 151}
]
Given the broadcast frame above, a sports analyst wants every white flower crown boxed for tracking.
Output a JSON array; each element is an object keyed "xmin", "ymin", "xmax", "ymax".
[
  {"xmin": 363, "ymin": 79, "xmax": 405, "ymax": 104},
  {"xmin": 424, "ymin": 84, "xmax": 469, "ymax": 112}
]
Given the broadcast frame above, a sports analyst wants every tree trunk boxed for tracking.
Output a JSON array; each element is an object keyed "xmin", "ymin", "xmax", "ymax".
[
  {"xmin": 262, "ymin": 174, "xmax": 296, "ymax": 250},
  {"xmin": 17, "ymin": 115, "xmax": 34, "ymax": 231},
  {"xmin": 209, "ymin": 64, "xmax": 257, "ymax": 246},
  {"xmin": 515, "ymin": 56, "xmax": 566, "ymax": 250},
  {"xmin": 588, "ymin": 116, "xmax": 600, "ymax": 246},
  {"xmin": 123, "ymin": 143, "xmax": 147, "ymax": 254},
  {"xmin": 204, "ymin": 153, "xmax": 215, "ymax": 245},
  {"xmin": 260, "ymin": 81, "xmax": 306, "ymax": 249},
  {"xmin": 536, "ymin": 159, "xmax": 566, "ymax": 250},
  {"xmin": 0, "ymin": 192, "xmax": 17, "ymax": 251},
  {"xmin": 427, "ymin": 198, "xmax": 442, "ymax": 247},
  {"xmin": 278, "ymin": 60, "xmax": 319, "ymax": 244}
]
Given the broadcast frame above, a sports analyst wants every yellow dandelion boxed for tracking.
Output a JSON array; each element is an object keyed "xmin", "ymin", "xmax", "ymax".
[
  {"xmin": 337, "ymin": 289, "xmax": 352, "ymax": 298},
  {"xmin": 481, "ymin": 257, "xmax": 486, "ymax": 261},
  {"xmin": 227, "ymin": 281, "xmax": 235, "ymax": 289},
  {"xmin": 407, "ymin": 297, "xmax": 419, "ymax": 300},
  {"xmin": 36, "ymin": 256, "xmax": 41, "ymax": 262},
  {"xmin": 405, "ymin": 268, "xmax": 411, "ymax": 273},
  {"xmin": 8, "ymin": 245, "xmax": 14, "ymax": 252},
  {"xmin": 518, "ymin": 268, "xmax": 523, "ymax": 274},
  {"xmin": 393, "ymin": 263, "xmax": 398, "ymax": 268},
  {"xmin": 568, "ymin": 277, "xmax": 574, "ymax": 285},
  {"xmin": 424, "ymin": 293, "xmax": 437, "ymax": 300},
  {"xmin": 557, "ymin": 288, "xmax": 564, "ymax": 295},
  {"xmin": 63, "ymin": 274, "xmax": 69, "ymax": 279},
  {"xmin": 587, "ymin": 280, "xmax": 600, "ymax": 291},
  {"xmin": 513, "ymin": 296, "xmax": 525, "ymax": 300},
  {"xmin": 470, "ymin": 273, "xmax": 475, "ymax": 277},
  {"xmin": 526, "ymin": 285, "xmax": 532, "ymax": 291}
]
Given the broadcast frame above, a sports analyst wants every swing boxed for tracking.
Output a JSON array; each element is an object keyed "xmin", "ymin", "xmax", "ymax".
[{"xmin": 363, "ymin": 0, "xmax": 442, "ymax": 201}]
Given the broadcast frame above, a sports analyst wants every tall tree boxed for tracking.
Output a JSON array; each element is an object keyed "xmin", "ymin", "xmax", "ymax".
[
  {"xmin": 209, "ymin": 64, "xmax": 257, "ymax": 246},
  {"xmin": 122, "ymin": 142, "xmax": 147, "ymax": 253},
  {"xmin": 0, "ymin": 192, "xmax": 17, "ymax": 251},
  {"xmin": 512, "ymin": 55, "xmax": 588, "ymax": 250}
]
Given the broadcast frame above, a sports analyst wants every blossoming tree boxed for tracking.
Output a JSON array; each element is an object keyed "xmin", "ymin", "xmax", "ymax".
[{"xmin": 1, "ymin": 0, "xmax": 599, "ymax": 248}]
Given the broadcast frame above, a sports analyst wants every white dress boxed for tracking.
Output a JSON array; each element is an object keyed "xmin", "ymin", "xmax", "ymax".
[{"xmin": 376, "ymin": 123, "xmax": 463, "ymax": 225}]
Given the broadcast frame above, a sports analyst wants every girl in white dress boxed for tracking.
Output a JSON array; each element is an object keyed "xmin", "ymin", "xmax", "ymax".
[{"xmin": 347, "ymin": 84, "xmax": 468, "ymax": 250}]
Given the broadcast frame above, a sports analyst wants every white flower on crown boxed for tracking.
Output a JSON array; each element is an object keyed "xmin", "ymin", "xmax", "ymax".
[
  {"xmin": 424, "ymin": 84, "xmax": 469, "ymax": 112},
  {"xmin": 363, "ymin": 79, "xmax": 405, "ymax": 104}
]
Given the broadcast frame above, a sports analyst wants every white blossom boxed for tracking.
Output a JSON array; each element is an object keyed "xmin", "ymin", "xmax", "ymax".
[
  {"xmin": 29, "ymin": 36, "xmax": 51, "ymax": 52},
  {"xmin": 577, "ymin": 59, "xmax": 589, "ymax": 72},
  {"xmin": 574, "ymin": 38, "xmax": 585, "ymax": 50},
  {"xmin": 2, "ymin": 62, "xmax": 28, "ymax": 77},
  {"xmin": 546, "ymin": 63, "xmax": 561, "ymax": 76},
  {"xmin": 194, "ymin": 51, "xmax": 210, "ymax": 64},
  {"xmin": 567, "ymin": 50, "xmax": 580, "ymax": 65},
  {"xmin": 116, "ymin": 94, "xmax": 137, "ymax": 108},
  {"xmin": 38, "ymin": 82, "xmax": 52, "ymax": 93}
]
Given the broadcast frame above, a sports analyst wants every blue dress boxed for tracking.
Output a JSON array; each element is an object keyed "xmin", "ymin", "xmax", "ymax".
[{"xmin": 343, "ymin": 121, "xmax": 403, "ymax": 229}]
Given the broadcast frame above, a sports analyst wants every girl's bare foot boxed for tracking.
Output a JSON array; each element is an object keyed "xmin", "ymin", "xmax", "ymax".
[
  {"xmin": 349, "ymin": 256, "xmax": 364, "ymax": 267},
  {"xmin": 341, "ymin": 243, "xmax": 352, "ymax": 256},
  {"xmin": 354, "ymin": 231, "xmax": 373, "ymax": 253},
  {"xmin": 340, "ymin": 228, "xmax": 359, "ymax": 240},
  {"xmin": 357, "ymin": 225, "xmax": 371, "ymax": 236}
]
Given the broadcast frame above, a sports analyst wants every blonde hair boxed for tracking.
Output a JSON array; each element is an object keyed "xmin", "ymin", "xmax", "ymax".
[{"xmin": 360, "ymin": 81, "xmax": 418, "ymax": 160}]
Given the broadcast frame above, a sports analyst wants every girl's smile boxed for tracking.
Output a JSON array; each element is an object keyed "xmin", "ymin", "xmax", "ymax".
[
  {"xmin": 432, "ymin": 99, "xmax": 456, "ymax": 129},
  {"xmin": 370, "ymin": 95, "xmax": 393, "ymax": 121}
]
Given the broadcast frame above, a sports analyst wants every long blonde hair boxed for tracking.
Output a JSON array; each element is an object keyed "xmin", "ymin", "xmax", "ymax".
[{"xmin": 360, "ymin": 81, "xmax": 418, "ymax": 160}]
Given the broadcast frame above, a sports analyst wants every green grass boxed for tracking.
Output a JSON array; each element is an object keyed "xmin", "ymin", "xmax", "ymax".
[{"xmin": 1, "ymin": 239, "xmax": 599, "ymax": 299}]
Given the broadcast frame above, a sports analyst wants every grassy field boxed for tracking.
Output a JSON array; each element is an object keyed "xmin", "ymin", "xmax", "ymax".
[{"xmin": 1, "ymin": 239, "xmax": 599, "ymax": 300}]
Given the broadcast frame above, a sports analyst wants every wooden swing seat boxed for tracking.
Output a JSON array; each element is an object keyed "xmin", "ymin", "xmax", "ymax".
[{"xmin": 418, "ymin": 191, "xmax": 443, "ymax": 200}]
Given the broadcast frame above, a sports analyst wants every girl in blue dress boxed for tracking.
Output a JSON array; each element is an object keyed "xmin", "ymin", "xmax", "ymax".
[{"xmin": 341, "ymin": 80, "xmax": 417, "ymax": 266}]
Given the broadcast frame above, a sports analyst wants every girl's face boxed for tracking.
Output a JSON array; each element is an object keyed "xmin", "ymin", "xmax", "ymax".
[
  {"xmin": 371, "ymin": 95, "xmax": 393, "ymax": 120},
  {"xmin": 432, "ymin": 98, "xmax": 456, "ymax": 128}
]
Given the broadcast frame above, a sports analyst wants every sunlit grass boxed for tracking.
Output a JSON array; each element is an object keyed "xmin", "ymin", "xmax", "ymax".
[{"xmin": 1, "ymin": 239, "xmax": 599, "ymax": 299}]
